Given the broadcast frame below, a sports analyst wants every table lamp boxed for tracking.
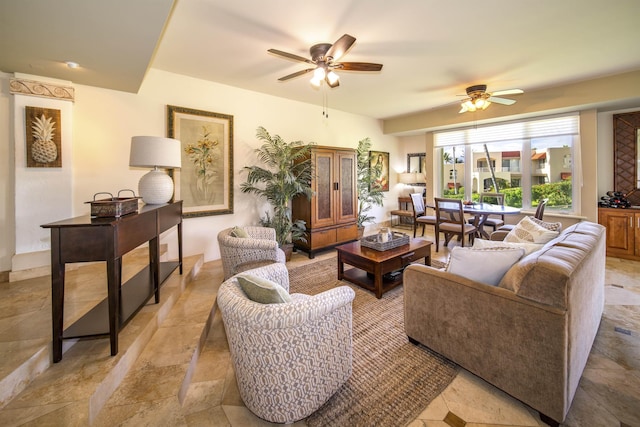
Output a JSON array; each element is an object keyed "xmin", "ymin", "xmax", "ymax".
[
  {"xmin": 129, "ymin": 136, "xmax": 181, "ymax": 204},
  {"xmin": 398, "ymin": 172, "xmax": 421, "ymax": 185}
]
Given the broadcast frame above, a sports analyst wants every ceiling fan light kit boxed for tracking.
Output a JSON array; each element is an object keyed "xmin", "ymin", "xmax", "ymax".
[
  {"xmin": 268, "ymin": 34, "xmax": 383, "ymax": 89},
  {"xmin": 458, "ymin": 84, "xmax": 523, "ymax": 114}
]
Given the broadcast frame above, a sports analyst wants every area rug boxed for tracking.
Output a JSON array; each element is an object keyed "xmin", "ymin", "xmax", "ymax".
[{"xmin": 287, "ymin": 257, "xmax": 457, "ymax": 427}]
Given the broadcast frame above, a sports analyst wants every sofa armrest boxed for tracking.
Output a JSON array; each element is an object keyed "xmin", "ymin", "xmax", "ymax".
[
  {"xmin": 245, "ymin": 226, "xmax": 277, "ymax": 241},
  {"xmin": 235, "ymin": 285, "xmax": 355, "ymax": 330},
  {"xmin": 223, "ymin": 236, "xmax": 280, "ymax": 251}
]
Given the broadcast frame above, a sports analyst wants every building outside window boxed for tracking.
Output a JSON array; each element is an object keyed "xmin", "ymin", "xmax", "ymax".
[{"xmin": 435, "ymin": 114, "xmax": 579, "ymax": 214}]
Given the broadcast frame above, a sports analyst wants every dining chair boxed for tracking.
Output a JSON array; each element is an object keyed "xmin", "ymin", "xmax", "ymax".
[
  {"xmin": 468, "ymin": 192, "xmax": 505, "ymax": 232},
  {"xmin": 434, "ymin": 198, "xmax": 478, "ymax": 252},
  {"xmin": 497, "ymin": 198, "xmax": 549, "ymax": 233},
  {"xmin": 410, "ymin": 192, "xmax": 437, "ymax": 238},
  {"xmin": 534, "ymin": 198, "xmax": 548, "ymax": 220}
]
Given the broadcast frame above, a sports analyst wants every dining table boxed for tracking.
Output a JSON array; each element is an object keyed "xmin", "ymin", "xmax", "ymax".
[
  {"xmin": 461, "ymin": 202, "xmax": 521, "ymax": 239},
  {"xmin": 426, "ymin": 201, "xmax": 522, "ymax": 240}
]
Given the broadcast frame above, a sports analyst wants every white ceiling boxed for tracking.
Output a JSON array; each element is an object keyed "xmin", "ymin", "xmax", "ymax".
[{"xmin": 2, "ymin": 0, "xmax": 640, "ymax": 120}]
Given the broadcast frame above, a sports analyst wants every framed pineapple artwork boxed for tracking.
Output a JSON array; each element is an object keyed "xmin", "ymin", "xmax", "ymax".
[{"xmin": 25, "ymin": 106, "xmax": 62, "ymax": 168}]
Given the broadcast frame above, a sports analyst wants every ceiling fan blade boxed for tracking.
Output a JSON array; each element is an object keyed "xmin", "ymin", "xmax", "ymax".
[
  {"xmin": 488, "ymin": 96, "xmax": 516, "ymax": 105},
  {"xmin": 334, "ymin": 62, "xmax": 383, "ymax": 72},
  {"xmin": 278, "ymin": 68, "xmax": 315, "ymax": 81},
  {"xmin": 268, "ymin": 49, "xmax": 315, "ymax": 65},
  {"xmin": 325, "ymin": 34, "xmax": 356, "ymax": 61},
  {"xmin": 491, "ymin": 89, "xmax": 523, "ymax": 97}
]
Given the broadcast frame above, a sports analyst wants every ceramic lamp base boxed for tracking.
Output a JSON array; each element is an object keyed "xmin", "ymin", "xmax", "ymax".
[{"xmin": 138, "ymin": 168, "xmax": 174, "ymax": 204}]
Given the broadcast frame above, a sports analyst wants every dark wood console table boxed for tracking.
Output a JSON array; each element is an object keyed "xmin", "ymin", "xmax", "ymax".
[{"xmin": 42, "ymin": 201, "xmax": 183, "ymax": 362}]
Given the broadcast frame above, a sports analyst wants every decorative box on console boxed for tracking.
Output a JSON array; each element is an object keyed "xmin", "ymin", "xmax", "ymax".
[
  {"xmin": 86, "ymin": 190, "xmax": 140, "ymax": 218},
  {"xmin": 360, "ymin": 231, "xmax": 410, "ymax": 251}
]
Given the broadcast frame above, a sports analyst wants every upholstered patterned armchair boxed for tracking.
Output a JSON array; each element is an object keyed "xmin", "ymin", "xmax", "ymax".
[
  {"xmin": 216, "ymin": 262, "xmax": 355, "ymax": 424},
  {"xmin": 217, "ymin": 226, "xmax": 286, "ymax": 280}
]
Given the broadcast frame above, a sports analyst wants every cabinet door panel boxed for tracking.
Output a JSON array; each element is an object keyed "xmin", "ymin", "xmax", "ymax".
[
  {"xmin": 313, "ymin": 152, "xmax": 335, "ymax": 228},
  {"xmin": 336, "ymin": 151, "xmax": 357, "ymax": 223},
  {"xmin": 310, "ymin": 228, "xmax": 337, "ymax": 249},
  {"xmin": 636, "ymin": 213, "xmax": 640, "ymax": 256},
  {"xmin": 602, "ymin": 211, "xmax": 634, "ymax": 256},
  {"xmin": 336, "ymin": 224, "xmax": 358, "ymax": 242}
]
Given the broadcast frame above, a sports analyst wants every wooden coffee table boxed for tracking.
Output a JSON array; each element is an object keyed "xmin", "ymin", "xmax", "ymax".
[{"xmin": 336, "ymin": 238, "xmax": 432, "ymax": 299}]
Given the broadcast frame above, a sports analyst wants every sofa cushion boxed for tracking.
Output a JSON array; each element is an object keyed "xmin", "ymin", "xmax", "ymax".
[
  {"xmin": 237, "ymin": 274, "xmax": 292, "ymax": 304},
  {"xmin": 446, "ymin": 246, "xmax": 526, "ymax": 286},
  {"xmin": 530, "ymin": 216, "xmax": 563, "ymax": 232},
  {"xmin": 473, "ymin": 238, "xmax": 543, "ymax": 256},
  {"xmin": 231, "ymin": 226, "xmax": 249, "ymax": 238},
  {"xmin": 504, "ymin": 216, "xmax": 560, "ymax": 244}
]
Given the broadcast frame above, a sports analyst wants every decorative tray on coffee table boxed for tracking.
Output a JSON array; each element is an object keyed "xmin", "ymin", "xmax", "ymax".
[{"xmin": 360, "ymin": 232, "xmax": 410, "ymax": 251}]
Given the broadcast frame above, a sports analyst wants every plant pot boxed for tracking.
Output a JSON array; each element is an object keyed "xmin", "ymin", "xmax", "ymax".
[
  {"xmin": 357, "ymin": 226, "xmax": 365, "ymax": 240},
  {"xmin": 280, "ymin": 243, "xmax": 294, "ymax": 261}
]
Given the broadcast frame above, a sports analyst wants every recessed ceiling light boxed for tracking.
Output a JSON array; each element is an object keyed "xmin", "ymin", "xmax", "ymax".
[{"xmin": 65, "ymin": 61, "xmax": 79, "ymax": 69}]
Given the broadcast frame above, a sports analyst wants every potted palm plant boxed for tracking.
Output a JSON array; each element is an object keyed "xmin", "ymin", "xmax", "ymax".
[
  {"xmin": 356, "ymin": 137, "xmax": 384, "ymax": 238},
  {"xmin": 241, "ymin": 126, "xmax": 314, "ymax": 260}
]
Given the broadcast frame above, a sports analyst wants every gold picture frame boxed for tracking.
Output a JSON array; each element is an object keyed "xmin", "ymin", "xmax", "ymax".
[
  {"xmin": 167, "ymin": 105, "xmax": 234, "ymax": 217},
  {"xmin": 369, "ymin": 151, "xmax": 390, "ymax": 192}
]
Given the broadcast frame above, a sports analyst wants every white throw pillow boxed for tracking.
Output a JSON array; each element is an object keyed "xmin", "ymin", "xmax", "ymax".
[
  {"xmin": 530, "ymin": 216, "xmax": 563, "ymax": 232},
  {"xmin": 237, "ymin": 274, "xmax": 292, "ymax": 304},
  {"xmin": 446, "ymin": 246, "xmax": 525, "ymax": 286},
  {"xmin": 504, "ymin": 216, "xmax": 560, "ymax": 244},
  {"xmin": 473, "ymin": 238, "xmax": 543, "ymax": 256}
]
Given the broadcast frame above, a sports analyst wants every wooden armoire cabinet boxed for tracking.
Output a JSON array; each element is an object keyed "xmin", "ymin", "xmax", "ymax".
[
  {"xmin": 293, "ymin": 146, "xmax": 358, "ymax": 258},
  {"xmin": 598, "ymin": 207, "xmax": 640, "ymax": 260}
]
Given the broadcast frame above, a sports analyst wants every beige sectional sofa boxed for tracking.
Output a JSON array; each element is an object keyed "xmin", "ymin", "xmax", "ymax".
[{"xmin": 404, "ymin": 222, "xmax": 605, "ymax": 426}]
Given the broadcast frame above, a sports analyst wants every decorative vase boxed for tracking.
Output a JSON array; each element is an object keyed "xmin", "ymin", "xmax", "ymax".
[{"xmin": 377, "ymin": 227, "xmax": 392, "ymax": 243}]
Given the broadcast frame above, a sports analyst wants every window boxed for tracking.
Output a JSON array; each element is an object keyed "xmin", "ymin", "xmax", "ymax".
[
  {"xmin": 477, "ymin": 159, "xmax": 495, "ymax": 171},
  {"xmin": 434, "ymin": 114, "xmax": 579, "ymax": 213},
  {"xmin": 441, "ymin": 146, "xmax": 465, "ymax": 198}
]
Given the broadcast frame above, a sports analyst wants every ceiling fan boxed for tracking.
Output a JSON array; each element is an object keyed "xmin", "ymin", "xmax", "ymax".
[
  {"xmin": 268, "ymin": 34, "xmax": 383, "ymax": 88},
  {"xmin": 458, "ymin": 84, "xmax": 524, "ymax": 113}
]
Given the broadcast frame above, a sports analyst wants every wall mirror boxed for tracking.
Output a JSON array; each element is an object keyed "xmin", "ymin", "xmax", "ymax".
[
  {"xmin": 407, "ymin": 153, "xmax": 426, "ymax": 173},
  {"xmin": 613, "ymin": 111, "xmax": 640, "ymax": 205}
]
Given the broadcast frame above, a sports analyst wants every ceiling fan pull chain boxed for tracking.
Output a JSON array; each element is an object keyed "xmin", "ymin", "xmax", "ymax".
[
  {"xmin": 325, "ymin": 90, "xmax": 329, "ymax": 118},
  {"xmin": 322, "ymin": 86, "xmax": 329, "ymax": 118}
]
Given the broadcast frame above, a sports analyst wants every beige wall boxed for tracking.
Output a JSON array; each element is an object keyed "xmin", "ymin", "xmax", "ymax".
[
  {"xmin": 2, "ymin": 66, "xmax": 640, "ymax": 274},
  {"xmin": 0, "ymin": 69, "xmax": 402, "ymax": 273}
]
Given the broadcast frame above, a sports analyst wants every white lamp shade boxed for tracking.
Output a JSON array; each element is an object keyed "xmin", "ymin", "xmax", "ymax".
[
  {"xmin": 399, "ymin": 172, "xmax": 422, "ymax": 184},
  {"xmin": 129, "ymin": 136, "xmax": 181, "ymax": 168},
  {"xmin": 130, "ymin": 136, "xmax": 181, "ymax": 204}
]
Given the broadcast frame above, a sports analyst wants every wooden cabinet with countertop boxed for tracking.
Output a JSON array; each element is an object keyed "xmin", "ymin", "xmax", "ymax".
[{"xmin": 598, "ymin": 207, "xmax": 640, "ymax": 260}]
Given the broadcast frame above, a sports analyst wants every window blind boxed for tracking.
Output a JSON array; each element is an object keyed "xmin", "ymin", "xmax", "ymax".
[{"xmin": 434, "ymin": 113, "xmax": 580, "ymax": 147}]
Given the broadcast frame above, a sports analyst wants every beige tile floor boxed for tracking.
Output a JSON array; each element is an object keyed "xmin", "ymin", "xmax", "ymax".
[{"xmin": 0, "ymin": 226, "xmax": 639, "ymax": 426}]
